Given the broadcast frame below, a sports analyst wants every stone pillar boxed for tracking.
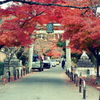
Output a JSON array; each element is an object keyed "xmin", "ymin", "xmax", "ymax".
[
  {"xmin": 28, "ymin": 44, "xmax": 34, "ymax": 72},
  {"xmin": 66, "ymin": 39, "xmax": 71, "ymax": 72}
]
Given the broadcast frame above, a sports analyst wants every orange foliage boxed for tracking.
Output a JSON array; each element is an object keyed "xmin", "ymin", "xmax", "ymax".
[{"xmin": 0, "ymin": 0, "xmax": 100, "ymax": 52}]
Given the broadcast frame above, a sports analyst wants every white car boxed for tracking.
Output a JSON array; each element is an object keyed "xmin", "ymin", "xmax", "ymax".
[
  {"xmin": 43, "ymin": 59, "xmax": 51, "ymax": 69},
  {"xmin": 32, "ymin": 55, "xmax": 43, "ymax": 71},
  {"xmin": 50, "ymin": 59, "xmax": 56, "ymax": 67}
]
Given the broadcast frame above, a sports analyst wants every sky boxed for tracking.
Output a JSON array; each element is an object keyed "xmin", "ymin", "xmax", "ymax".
[
  {"xmin": 0, "ymin": 1, "xmax": 13, "ymax": 9},
  {"xmin": 0, "ymin": 0, "xmax": 22, "ymax": 9}
]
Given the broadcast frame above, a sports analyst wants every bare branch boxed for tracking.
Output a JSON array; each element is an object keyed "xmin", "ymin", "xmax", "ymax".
[{"xmin": 20, "ymin": 11, "xmax": 44, "ymax": 28}]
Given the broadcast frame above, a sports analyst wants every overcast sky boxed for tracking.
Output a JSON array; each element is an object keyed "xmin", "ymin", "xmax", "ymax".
[{"xmin": 0, "ymin": 1, "xmax": 15, "ymax": 9}]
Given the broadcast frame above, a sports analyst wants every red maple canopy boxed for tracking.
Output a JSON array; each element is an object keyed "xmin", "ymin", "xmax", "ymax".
[{"xmin": 0, "ymin": 0, "xmax": 100, "ymax": 51}]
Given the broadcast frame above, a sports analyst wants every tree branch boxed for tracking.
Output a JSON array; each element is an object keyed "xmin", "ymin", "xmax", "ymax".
[
  {"xmin": 20, "ymin": 11, "xmax": 44, "ymax": 28},
  {"xmin": 81, "ymin": 9, "xmax": 90, "ymax": 15},
  {"xmin": 0, "ymin": 0, "xmax": 89, "ymax": 9}
]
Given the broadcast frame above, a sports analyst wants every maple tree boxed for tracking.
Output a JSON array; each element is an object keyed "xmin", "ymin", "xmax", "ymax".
[
  {"xmin": 61, "ymin": 1, "xmax": 100, "ymax": 77},
  {"xmin": 34, "ymin": 38, "xmax": 64, "ymax": 58},
  {"xmin": 45, "ymin": 48, "xmax": 62, "ymax": 59},
  {"xmin": 0, "ymin": 0, "xmax": 98, "ymax": 47},
  {"xmin": 0, "ymin": 0, "xmax": 100, "ymax": 77},
  {"xmin": 0, "ymin": 0, "xmax": 90, "ymax": 48}
]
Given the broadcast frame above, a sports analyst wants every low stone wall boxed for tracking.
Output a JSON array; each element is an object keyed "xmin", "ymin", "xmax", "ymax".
[{"xmin": 74, "ymin": 67, "xmax": 96, "ymax": 77}]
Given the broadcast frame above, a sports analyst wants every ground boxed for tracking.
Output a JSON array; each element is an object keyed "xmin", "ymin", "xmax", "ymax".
[{"xmin": 81, "ymin": 76, "xmax": 100, "ymax": 91}]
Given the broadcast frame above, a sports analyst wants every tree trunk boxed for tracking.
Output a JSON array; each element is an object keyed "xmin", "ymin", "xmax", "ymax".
[
  {"xmin": 96, "ymin": 50, "xmax": 99, "ymax": 78},
  {"xmin": 88, "ymin": 47, "xmax": 99, "ymax": 78}
]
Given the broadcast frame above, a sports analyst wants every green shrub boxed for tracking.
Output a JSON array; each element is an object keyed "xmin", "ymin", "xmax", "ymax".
[
  {"xmin": 0, "ymin": 62, "xmax": 4, "ymax": 76},
  {"xmin": 19, "ymin": 55, "xmax": 27, "ymax": 66}
]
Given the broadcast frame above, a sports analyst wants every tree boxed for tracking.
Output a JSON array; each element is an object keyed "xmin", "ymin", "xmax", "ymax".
[
  {"xmin": 0, "ymin": 0, "xmax": 98, "ymax": 48},
  {"xmin": 0, "ymin": 0, "xmax": 100, "ymax": 78},
  {"xmin": 34, "ymin": 38, "xmax": 64, "ymax": 58},
  {"xmin": 0, "ymin": 62, "xmax": 4, "ymax": 76},
  {"xmin": 56, "ymin": 39, "xmax": 66, "ymax": 52},
  {"xmin": 62, "ymin": 7, "xmax": 100, "ymax": 78},
  {"xmin": 0, "ymin": 0, "xmax": 89, "ymax": 9}
]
